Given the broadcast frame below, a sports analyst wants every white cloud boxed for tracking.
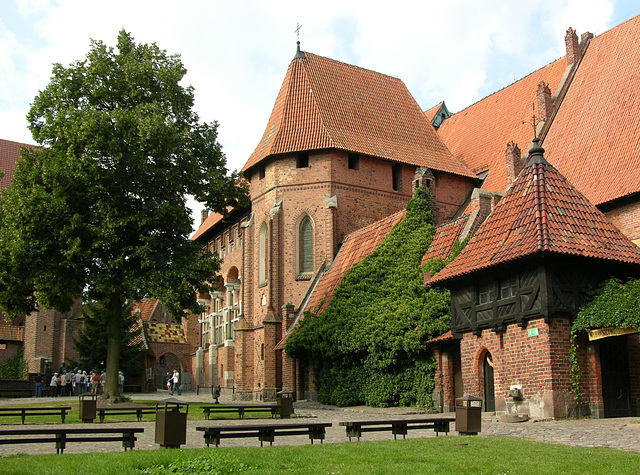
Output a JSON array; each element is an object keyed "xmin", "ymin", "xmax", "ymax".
[{"xmin": 1, "ymin": 0, "xmax": 626, "ymax": 225}]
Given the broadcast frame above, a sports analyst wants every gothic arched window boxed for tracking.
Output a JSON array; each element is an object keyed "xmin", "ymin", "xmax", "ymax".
[{"xmin": 298, "ymin": 216, "xmax": 313, "ymax": 275}]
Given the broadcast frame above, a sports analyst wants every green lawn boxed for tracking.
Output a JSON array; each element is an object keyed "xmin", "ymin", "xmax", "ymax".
[
  {"xmin": 0, "ymin": 401, "xmax": 275, "ymax": 424},
  {"xmin": 0, "ymin": 436, "xmax": 637, "ymax": 474}
]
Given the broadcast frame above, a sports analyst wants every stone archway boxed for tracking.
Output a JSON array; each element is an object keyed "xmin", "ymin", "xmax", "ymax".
[{"xmin": 154, "ymin": 353, "xmax": 182, "ymax": 390}]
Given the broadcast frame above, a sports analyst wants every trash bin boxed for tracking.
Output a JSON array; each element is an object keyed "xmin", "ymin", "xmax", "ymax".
[
  {"xmin": 155, "ymin": 398, "xmax": 189, "ymax": 448},
  {"xmin": 455, "ymin": 395, "xmax": 483, "ymax": 435},
  {"xmin": 78, "ymin": 393, "xmax": 97, "ymax": 423},
  {"xmin": 277, "ymin": 389, "xmax": 295, "ymax": 419}
]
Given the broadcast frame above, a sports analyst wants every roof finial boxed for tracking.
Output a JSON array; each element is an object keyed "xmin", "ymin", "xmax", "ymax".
[
  {"xmin": 522, "ymin": 103, "xmax": 539, "ymax": 139},
  {"xmin": 293, "ymin": 23, "xmax": 306, "ymax": 59}
]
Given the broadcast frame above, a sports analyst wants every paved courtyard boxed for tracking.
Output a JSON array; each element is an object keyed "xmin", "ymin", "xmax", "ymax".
[{"xmin": 0, "ymin": 391, "xmax": 638, "ymax": 455}]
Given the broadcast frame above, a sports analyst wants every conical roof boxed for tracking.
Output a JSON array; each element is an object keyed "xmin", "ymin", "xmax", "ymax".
[
  {"xmin": 429, "ymin": 142, "xmax": 640, "ymax": 285},
  {"xmin": 243, "ymin": 52, "xmax": 475, "ymax": 179}
]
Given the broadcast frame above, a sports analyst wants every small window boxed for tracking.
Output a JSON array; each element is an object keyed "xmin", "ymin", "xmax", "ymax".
[
  {"xmin": 348, "ymin": 154, "xmax": 359, "ymax": 170},
  {"xmin": 500, "ymin": 275, "xmax": 517, "ymax": 299},
  {"xmin": 478, "ymin": 282, "xmax": 495, "ymax": 304},
  {"xmin": 259, "ymin": 166, "xmax": 265, "ymax": 179},
  {"xmin": 297, "ymin": 152, "xmax": 309, "ymax": 168},
  {"xmin": 392, "ymin": 163, "xmax": 402, "ymax": 191}
]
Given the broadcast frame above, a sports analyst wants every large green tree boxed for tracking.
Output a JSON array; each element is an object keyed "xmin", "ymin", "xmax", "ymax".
[{"xmin": 0, "ymin": 30, "xmax": 246, "ymax": 397}]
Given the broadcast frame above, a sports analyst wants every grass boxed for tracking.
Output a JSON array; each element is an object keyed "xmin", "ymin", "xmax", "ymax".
[
  {"xmin": 0, "ymin": 436, "xmax": 638, "ymax": 474},
  {"xmin": 0, "ymin": 400, "xmax": 275, "ymax": 424}
]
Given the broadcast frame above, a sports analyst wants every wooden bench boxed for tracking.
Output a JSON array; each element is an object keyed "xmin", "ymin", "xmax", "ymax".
[
  {"xmin": 0, "ymin": 406, "xmax": 72, "ymax": 424},
  {"xmin": 97, "ymin": 407, "xmax": 156, "ymax": 423},
  {"xmin": 201, "ymin": 404, "xmax": 279, "ymax": 420},
  {"xmin": 339, "ymin": 417, "xmax": 455, "ymax": 441},
  {"xmin": 0, "ymin": 427, "xmax": 144, "ymax": 453},
  {"xmin": 196, "ymin": 422, "xmax": 332, "ymax": 447}
]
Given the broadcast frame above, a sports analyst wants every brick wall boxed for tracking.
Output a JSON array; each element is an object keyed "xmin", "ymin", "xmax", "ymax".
[
  {"xmin": 460, "ymin": 317, "xmax": 574, "ymax": 419},
  {"xmin": 603, "ymin": 198, "xmax": 640, "ymax": 245}
]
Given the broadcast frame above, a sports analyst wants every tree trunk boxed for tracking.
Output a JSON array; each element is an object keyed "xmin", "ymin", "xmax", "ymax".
[{"xmin": 104, "ymin": 295, "xmax": 124, "ymax": 398}]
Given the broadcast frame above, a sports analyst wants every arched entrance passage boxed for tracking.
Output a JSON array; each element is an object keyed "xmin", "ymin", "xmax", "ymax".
[
  {"xmin": 154, "ymin": 353, "xmax": 182, "ymax": 390},
  {"xmin": 482, "ymin": 351, "xmax": 495, "ymax": 412}
]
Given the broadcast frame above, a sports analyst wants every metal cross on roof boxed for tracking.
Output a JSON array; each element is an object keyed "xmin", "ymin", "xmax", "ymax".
[{"xmin": 295, "ymin": 23, "xmax": 302, "ymax": 42}]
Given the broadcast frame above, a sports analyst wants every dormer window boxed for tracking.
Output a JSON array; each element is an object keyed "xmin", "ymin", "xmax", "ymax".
[{"xmin": 297, "ymin": 152, "xmax": 309, "ymax": 168}]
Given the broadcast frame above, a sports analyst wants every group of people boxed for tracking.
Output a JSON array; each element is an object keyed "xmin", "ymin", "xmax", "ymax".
[
  {"xmin": 33, "ymin": 368, "xmax": 127, "ymax": 397},
  {"xmin": 45, "ymin": 369, "xmax": 104, "ymax": 397}
]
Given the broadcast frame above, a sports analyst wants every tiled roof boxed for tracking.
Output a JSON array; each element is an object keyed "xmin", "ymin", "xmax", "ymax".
[
  {"xmin": 426, "ymin": 330, "xmax": 454, "ymax": 345},
  {"xmin": 243, "ymin": 53, "xmax": 475, "ymax": 179},
  {"xmin": 0, "ymin": 323, "xmax": 24, "ymax": 342},
  {"xmin": 429, "ymin": 143, "xmax": 640, "ymax": 285},
  {"xmin": 191, "ymin": 210, "xmax": 226, "ymax": 241},
  {"xmin": 132, "ymin": 299, "xmax": 159, "ymax": 322},
  {"xmin": 306, "ymin": 209, "xmax": 406, "ymax": 313},
  {"xmin": 543, "ymin": 15, "xmax": 640, "ymax": 206},
  {"xmin": 421, "ymin": 215, "xmax": 469, "ymax": 265},
  {"xmin": 0, "ymin": 139, "xmax": 34, "ymax": 190},
  {"xmin": 144, "ymin": 322, "xmax": 187, "ymax": 344},
  {"xmin": 437, "ymin": 58, "xmax": 567, "ymax": 192},
  {"xmin": 129, "ymin": 318, "xmax": 150, "ymax": 350}
]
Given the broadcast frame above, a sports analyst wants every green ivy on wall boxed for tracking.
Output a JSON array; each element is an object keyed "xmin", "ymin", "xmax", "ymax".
[
  {"xmin": 570, "ymin": 277, "xmax": 640, "ymax": 402},
  {"xmin": 286, "ymin": 187, "xmax": 452, "ymax": 407}
]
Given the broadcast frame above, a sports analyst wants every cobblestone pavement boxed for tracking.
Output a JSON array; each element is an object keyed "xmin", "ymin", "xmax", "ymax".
[{"xmin": 0, "ymin": 391, "xmax": 638, "ymax": 455}]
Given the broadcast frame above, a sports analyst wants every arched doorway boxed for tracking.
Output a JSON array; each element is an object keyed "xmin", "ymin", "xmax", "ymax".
[
  {"xmin": 154, "ymin": 353, "xmax": 182, "ymax": 390},
  {"xmin": 483, "ymin": 351, "xmax": 495, "ymax": 412}
]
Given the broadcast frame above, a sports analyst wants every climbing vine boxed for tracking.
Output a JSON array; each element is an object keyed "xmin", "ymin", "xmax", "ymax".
[
  {"xmin": 570, "ymin": 277, "xmax": 640, "ymax": 402},
  {"xmin": 286, "ymin": 187, "xmax": 453, "ymax": 407}
]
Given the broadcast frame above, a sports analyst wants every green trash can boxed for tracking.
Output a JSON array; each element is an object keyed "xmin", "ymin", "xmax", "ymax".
[
  {"xmin": 277, "ymin": 389, "xmax": 295, "ymax": 419},
  {"xmin": 78, "ymin": 393, "xmax": 97, "ymax": 423},
  {"xmin": 155, "ymin": 399, "xmax": 189, "ymax": 448},
  {"xmin": 455, "ymin": 395, "xmax": 483, "ymax": 435}
]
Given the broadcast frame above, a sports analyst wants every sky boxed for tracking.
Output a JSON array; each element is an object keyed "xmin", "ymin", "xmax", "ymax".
[{"xmin": 2, "ymin": 0, "xmax": 640, "ymax": 229}]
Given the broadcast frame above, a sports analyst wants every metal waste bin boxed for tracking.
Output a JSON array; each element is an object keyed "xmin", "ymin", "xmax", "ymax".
[
  {"xmin": 78, "ymin": 393, "xmax": 97, "ymax": 423},
  {"xmin": 155, "ymin": 399, "xmax": 189, "ymax": 448},
  {"xmin": 455, "ymin": 395, "xmax": 482, "ymax": 435},
  {"xmin": 277, "ymin": 389, "xmax": 295, "ymax": 419}
]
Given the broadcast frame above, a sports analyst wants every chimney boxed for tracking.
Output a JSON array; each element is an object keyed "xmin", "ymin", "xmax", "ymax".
[
  {"xmin": 201, "ymin": 209, "xmax": 209, "ymax": 225},
  {"xmin": 565, "ymin": 27, "xmax": 580, "ymax": 66},
  {"xmin": 505, "ymin": 141, "xmax": 522, "ymax": 187},
  {"xmin": 537, "ymin": 82, "xmax": 552, "ymax": 122}
]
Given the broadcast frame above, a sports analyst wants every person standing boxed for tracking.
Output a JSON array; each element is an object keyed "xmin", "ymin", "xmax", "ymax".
[
  {"xmin": 59, "ymin": 372, "xmax": 67, "ymax": 396},
  {"xmin": 91, "ymin": 371, "xmax": 100, "ymax": 394},
  {"xmin": 34, "ymin": 374, "xmax": 43, "ymax": 398},
  {"xmin": 50, "ymin": 373, "xmax": 59, "ymax": 397},
  {"xmin": 118, "ymin": 371, "xmax": 125, "ymax": 396},
  {"xmin": 169, "ymin": 369, "xmax": 181, "ymax": 395},
  {"xmin": 75, "ymin": 370, "xmax": 84, "ymax": 396}
]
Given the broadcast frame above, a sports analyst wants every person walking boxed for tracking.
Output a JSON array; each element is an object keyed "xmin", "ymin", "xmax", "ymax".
[{"xmin": 169, "ymin": 369, "xmax": 181, "ymax": 395}]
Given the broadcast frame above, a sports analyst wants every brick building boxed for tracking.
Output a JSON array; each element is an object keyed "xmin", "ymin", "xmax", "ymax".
[
  {"xmin": 3, "ymin": 15, "xmax": 640, "ymax": 412},
  {"xmin": 192, "ymin": 15, "xmax": 640, "ymax": 413}
]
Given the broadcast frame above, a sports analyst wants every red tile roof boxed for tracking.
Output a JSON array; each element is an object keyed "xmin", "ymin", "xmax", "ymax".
[
  {"xmin": 243, "ymin": 53, "xmax": 474, "ymax": 179},
  {"xmin": 426, "ymin": 330, "xmax": 454, "ymax": 345},
  {"xmin": 0, "ymin": 139, "xmax": 34, "ymax": 190},
  {"xmin": 437, "ymin": 58, "xmax": 567, "ymax": 192},
  {"xmin": 306, "ymin": 209, "xmax": 406, "ymax": 313},
  {"xmin": 132, "ymin": 299, "xmax": 159, "ymax": 322},
  {"xmin": 429, "ymin": 143, "xmax": 640, "ymax": 285},
  {"xmin": 191, "ymin": 210, "xmax": 226, "ymax": 241},
  {"xmin": 543, "ymin": 15, "xmax": 640, "ymax": 206},
  {"xmin": 421, "ymin": 215, "xmax": 469, "ymax": 265}
]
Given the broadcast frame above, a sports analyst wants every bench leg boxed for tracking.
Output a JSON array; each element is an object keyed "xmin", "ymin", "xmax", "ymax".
[
  {"xmin": 56, "ymin": 433, "xmax": 66, "ymax": 454},
  {"xmin": 123, "ymin": 432, "xmax": 137, "ymax": 451}
]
